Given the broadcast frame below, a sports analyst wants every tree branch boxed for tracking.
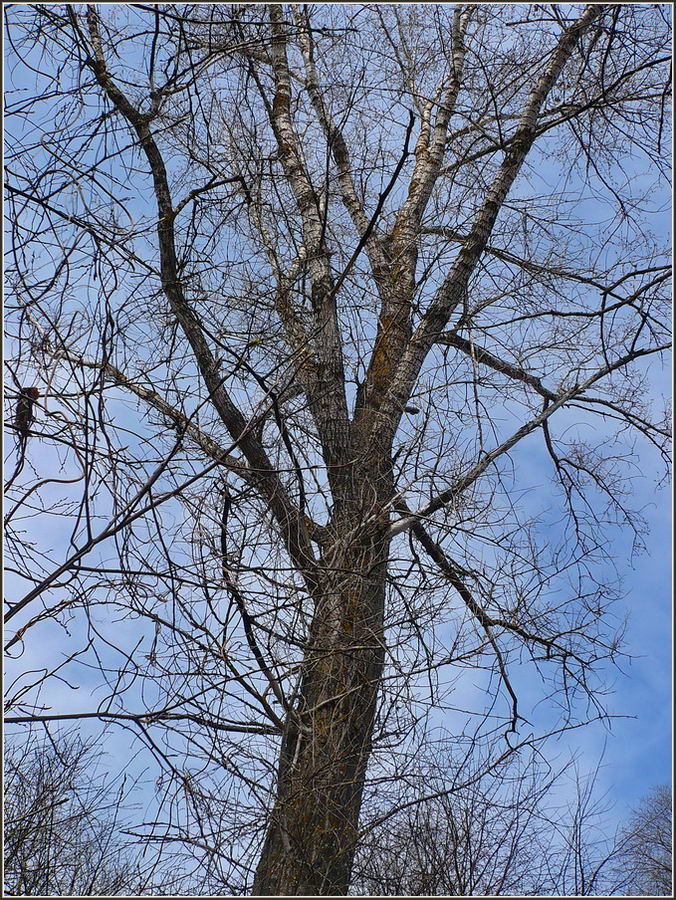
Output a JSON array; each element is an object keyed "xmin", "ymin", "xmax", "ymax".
[
  {"xmin": 80, "ymin": 6, "xmax": 317, "ymax": 583},
  {"xmin": 389, "ymin": 342, "xmax": 670, "ymax": 535},
  {"xmin": 380, "ymin": 4, "xmax": 607, "ymax": 439}
]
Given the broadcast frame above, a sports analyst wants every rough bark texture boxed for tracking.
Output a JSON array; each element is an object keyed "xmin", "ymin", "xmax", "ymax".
[{"xmin": 253, "ymin": 459, "xmax": 392, "ymax": 895}]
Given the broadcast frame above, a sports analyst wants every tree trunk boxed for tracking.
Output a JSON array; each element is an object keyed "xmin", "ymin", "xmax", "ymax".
[{"xmin": 253, "ymin": 464, "xmax": 391, "ymax": 895}]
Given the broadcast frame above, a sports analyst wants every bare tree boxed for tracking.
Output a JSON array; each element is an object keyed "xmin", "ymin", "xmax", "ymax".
[
  {"xmin": 3, "ymin": 729, "xmax": 182, "ymax": 896},
  {"xmin": 4, "ymin": 3, "xmax": 671, "ymax": 895},
  {"xmin": 614, "ymin": 784, "xmax": 673, "ymax": 896},
  {"xmin": 353, "ymin": 760, "xmax": 673, "ymax": 897},
  {"xmin": 352, "ymin": 752, "xmax": 628, "ymax": 896}
]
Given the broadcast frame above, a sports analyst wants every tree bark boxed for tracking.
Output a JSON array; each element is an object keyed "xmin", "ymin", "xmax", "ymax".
[{"xmin": 253, "ymin": 462, "xmax": 392, "ymax": 895}]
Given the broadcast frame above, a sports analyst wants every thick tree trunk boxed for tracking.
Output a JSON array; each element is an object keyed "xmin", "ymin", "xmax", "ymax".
[{"xmin": 253, "ymin": 466, "xmax": 391, "ymax": 896}]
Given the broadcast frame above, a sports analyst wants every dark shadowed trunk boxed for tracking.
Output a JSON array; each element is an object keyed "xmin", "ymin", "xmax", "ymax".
[{"xmin": 253, "ymin": 458, "xmax": 393, "ymax": 895}]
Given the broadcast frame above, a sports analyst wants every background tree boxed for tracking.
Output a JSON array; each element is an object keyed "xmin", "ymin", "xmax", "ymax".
[
  {"xmin": 614, "ymin": 784, "xmax": 673, "ymax": 896},
  {"xmin": 4, "ymin": 3, "xmax": 671, "ymax": 895},
  {"xmin": 352, "ymin": 753, "xmax": 630, "ymax": 897},
  {"xmin": 353, "ymin": 758, "xmax": 673, "ymax": 897},
  {"xmin": 3, "ymin": 729, "xmax": 183, "ymax": 896}
]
